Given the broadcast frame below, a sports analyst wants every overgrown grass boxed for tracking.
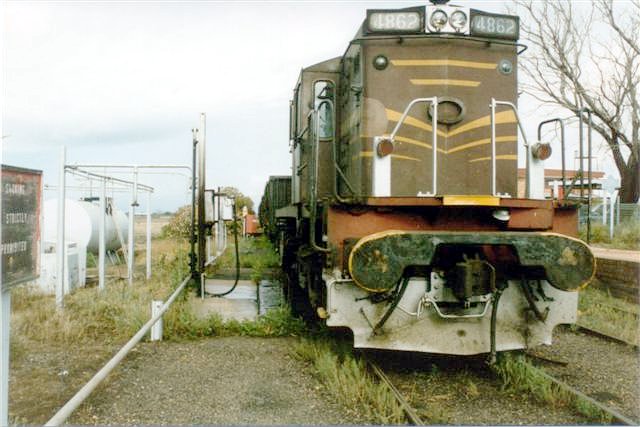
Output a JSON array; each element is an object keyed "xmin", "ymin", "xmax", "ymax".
[
  {"xmin": 11, "ymin": 237, "xmax": 190, "ymax": 346},
  {"xmin": 494, "ymin": 353, "xmax": 613, "ymax": 423},
  {"xmin": 292, "ymin": 338, "xmax": 405, "ymax": 425},
  {"xmin": 211, "ymin": 234, "xmax": 280, "ymax": 283},
  {"xmin": 580, "ymin": 220, "xmax": 640, "ymax": 250},
  {"xmin": 578, "ymin": 285, "xmax": 639, "ymax": 345}
]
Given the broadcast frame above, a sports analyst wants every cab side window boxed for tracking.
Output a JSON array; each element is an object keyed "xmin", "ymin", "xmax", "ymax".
[{"xmin": 314, "ymin": 81, "xmax": 335, "ymax": 140}]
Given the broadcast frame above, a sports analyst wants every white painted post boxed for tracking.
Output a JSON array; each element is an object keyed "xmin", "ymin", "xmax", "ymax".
[
  {"xmin": 146, "ymin": 192, "xmax": 151, "ymax": 280},
  {"xmin": 150, "ymin": 300, "xmax": 163, "ymax": 341},
  {"xmin": 602, "ymin": 197, "xmax": 607, "ymax": 225},
  {"xmin": 56, "ymin": 146, "xmax": 66, "ymax": 309},
  {"xmin": 127, "ymin": 167, "xmax": 138, "ymax": 285},
  {"xmin": 610, "ymin": 192, "xmax": 616, "ymax": 240},
  {"xmin": 0, "ymin": 290, "xmax": 10, "ymax": 427},
  {"xmin": 99, "ymin": 178, "xmax": 106, "ymax": 291}
]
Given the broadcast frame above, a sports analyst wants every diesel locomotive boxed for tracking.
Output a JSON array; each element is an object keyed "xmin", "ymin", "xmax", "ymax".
[{"xmin": 260, "ymin": 0, "xmax": 595, "ymax": 360}]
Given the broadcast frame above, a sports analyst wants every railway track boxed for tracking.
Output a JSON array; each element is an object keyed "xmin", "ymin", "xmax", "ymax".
[{"xmin": 366, "ymin": 348, "xmax": 639, "ymax": 426}]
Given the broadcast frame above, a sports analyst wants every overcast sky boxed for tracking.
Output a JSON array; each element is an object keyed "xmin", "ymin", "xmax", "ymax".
[{"xmin": 1, "ymin": 0, "xmax": 619, "ymax": 213}]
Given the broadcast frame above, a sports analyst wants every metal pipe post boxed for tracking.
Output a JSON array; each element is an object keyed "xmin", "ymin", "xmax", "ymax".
[
  {"xmin": 578, "ymin": 110, "xmax": 584, "ymax": 200},
  {"xmin": 190, "ymin": 130, "xmax": 198, "ymax": 279},
  {"xmin": 587, "ymin": 110, "xmax": 593, "ymax": 244},
  {"xmin": 0, "ymin": 290, "xmax": 10, "ymax": 427},
  {"xmin": 150, "ymin": 300, "xmax": 163, "ymax": 341},
  {"xmin": 127, "ymin": 167, "xmax": 138, "ymax": 286},
  {"xmin": 56, "ymin": 146, "xmax": 66, "ymax": 309},
  {"xmin": 146, "ymin": 192, "xmax": 151, "ymax": 280},
  {"xmin": 98, "ymin": 178, "xmax": 106, "ymax": 291},
  {"xmin": 197, "ymin": 113, "xmax": 207, "ymax": 274}
]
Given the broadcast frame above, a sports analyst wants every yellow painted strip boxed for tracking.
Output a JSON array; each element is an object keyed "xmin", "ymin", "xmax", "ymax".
[
  {"xmin": 447, "ymin": 136, "xmax": 517, "ymax": 154},
  {"xmin": 469, "ymin": 154, "xmax": 518, "ymax": 163},
  {"xmin": 385, "ymin": 109, "xmax": 516, "ymax": 139},
  {"xmin": 354, "ymin": 151, "xmax": 421, "ymax": 162},
  {"xmin": 447, "ymin": 110, "xmax": 517, "ymax": 138},
  {"xmin": 410, "ymin": 79, "xmax": 481, "ymax": 87},
  {"xmin": 391, "ymin": 154, "xmax": 421, "ymax": 162},
  {"xmin": 443, "ymin": 195, "xmax": 501, "ymax": 206},
  {"xmin": 385, "ymin": 109, "xmax": 447, "ymax": 137},
  {"xmin": 391, "ymin": 59, "xmax": 497, "ymax": 69}
]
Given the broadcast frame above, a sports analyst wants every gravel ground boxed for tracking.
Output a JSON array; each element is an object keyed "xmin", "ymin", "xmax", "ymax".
[
  {"xmin": 70, "ymin": 337, "xmax": 356, "ymax": 425},
  {"xmin": 531, "ymin": 325, "xmax": 640, "ymax": 422},
  {"xmin": 368, "ymin": 350, "xmax": 591, "ymax": 425}
]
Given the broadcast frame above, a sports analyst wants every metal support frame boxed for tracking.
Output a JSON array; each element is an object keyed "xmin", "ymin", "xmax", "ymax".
[
  {"xmin": 578, "ymin": 108, "xmax": 593, "ymax": 243},
  {"xmin": 490, "ymin": 98, "xmax": 529, "ymax": 197},
  {"xmin": 56, "ymin": 147, "xmax": 66, "ymax": 309},
  {"xmin": 99, "ymin": 178, "xmax": 106, "ymax": 291},
  {"xmin": 146, "ymin": 192, "xmax": 151, "ymax": 280},
  {"xmin": 197, "ymin": 113, "xmax": 207, "ymax": 275},
  {"xmin": 537, "ymin": 118, "xmax": 566, "ymax": 200}
]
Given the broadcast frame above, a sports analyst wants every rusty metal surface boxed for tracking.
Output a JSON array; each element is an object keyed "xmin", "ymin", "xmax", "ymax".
[
  {"xmin": 348, "ymin": 230, "xmax": 594, "ymax": 293},
  {"xmin": 1, "ymin": 165, "xmax": 42, "ymax": 290}
]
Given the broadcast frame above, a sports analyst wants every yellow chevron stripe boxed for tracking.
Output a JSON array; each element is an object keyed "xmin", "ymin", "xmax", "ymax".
[
  {"xmin": 469, "ymin": 154, "xmax": 517, "ymax": 163},
  {"xmin": 447, "ymin": 110, "xmax": 517, "ymax": 138},
  {"xmin": 385, "ymin": 109, "xmax": 517, "ymax": 139},
  {"xmin": 385, "ymin": 109, "xmax": 447, "ymax": 137},
  {"xmin": 394, "ymin": 135, "xmax": 447, "ymax": 154},
  {"xmin": 447, "ymin": 136, "xmax": 517, "ymax": 154},
  {"xmin": 353, "ymin": 151, "xmax": 421, "ymax": 162},
  {"xmin": 391, "ymin": 59, "xmax": 497, "ymax": 69},
  {"xmin": 410, "ymin": 79, "xmax": 481, "ymax": 87}
]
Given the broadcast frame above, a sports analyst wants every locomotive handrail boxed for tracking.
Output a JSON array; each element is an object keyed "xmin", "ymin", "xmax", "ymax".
[
  {"xmin": 537, "ymin": 118, "xmax": 567, "ymax": 201},
  {"xmin": 490, "ymin": 98, "xmax": 530, "ymax": 197},
  {"xmin": 382, "ymin": 97, "xmax": 438, "ymax": 196}
]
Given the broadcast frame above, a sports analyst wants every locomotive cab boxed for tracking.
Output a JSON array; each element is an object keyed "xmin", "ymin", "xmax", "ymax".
[{"xmin": 270, "ymin": 0, "xmax": 595, "ymax": 358}]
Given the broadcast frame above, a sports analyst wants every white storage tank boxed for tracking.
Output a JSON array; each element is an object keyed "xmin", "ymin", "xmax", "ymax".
[{"xmin": 43, "ymin": 198, "xmax": 129, "ymax": 253}]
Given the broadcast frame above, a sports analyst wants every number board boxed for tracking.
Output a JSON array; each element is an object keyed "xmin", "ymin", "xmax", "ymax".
[
  {"xmin": 1, "ymin": 165, "xmax": 42, "ymax": 290},
  {"xmin": 469, "ymin": 10, "xmax": 519, "ymax": 40}
]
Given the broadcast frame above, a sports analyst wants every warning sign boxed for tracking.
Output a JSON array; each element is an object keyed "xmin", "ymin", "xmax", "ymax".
[{"xmin": 1, "ymin": 165, "xmax": 42, "ymax": 290}]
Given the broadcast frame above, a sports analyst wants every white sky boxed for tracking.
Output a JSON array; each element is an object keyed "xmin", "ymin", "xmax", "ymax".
[{"xmin": 1, "ymin": 0, "xmax": 619, "ymax": 213}]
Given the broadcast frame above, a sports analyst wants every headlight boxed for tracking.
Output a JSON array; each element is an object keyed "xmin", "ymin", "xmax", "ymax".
[
  {"xmin": 450, "ymin": 11, "xmax": 467, "ymax": 30},
  {"xmin": 430, "ymin": 9, "xmax": 448, "ymax": 30}
]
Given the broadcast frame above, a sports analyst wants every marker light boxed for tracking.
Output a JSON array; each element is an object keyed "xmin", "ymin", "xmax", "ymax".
[
  {"xmin": 430, "ymin": 9, "xmax": 448, "ymax": 30},
  {"xmin": 531, "ymin": 142, "xmax": 552, "ymax": 160},
  {"xmin": 450, "ymin": 10, "xmax": 467, "ymax": 30}
]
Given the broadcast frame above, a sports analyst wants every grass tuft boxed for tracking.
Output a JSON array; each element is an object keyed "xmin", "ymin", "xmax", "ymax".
[
  {"xmin": 578, "ymin": 285, "xmax": 639, "ymax": 346},
  {"xmin": 292, "ymin": 338, "xmax": 405, "ymax": 425},
  {"xmin": 494, "ymin": 353, "xmax": 613, "ymax": 423}
]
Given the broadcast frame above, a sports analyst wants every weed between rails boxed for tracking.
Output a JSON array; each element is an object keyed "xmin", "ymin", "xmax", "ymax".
[
  {"xmin": 494, "ymin": 353, "xmax": 613, "ymax": 424},
  {"xmin": 292, "ymin": 338, "xmax": 405, "ymax": 425}
]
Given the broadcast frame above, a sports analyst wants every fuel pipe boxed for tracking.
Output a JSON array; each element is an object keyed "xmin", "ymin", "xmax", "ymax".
[
  {"xmin": 488, "ymin": 281, "xmax": 508, "ymax": 365},
  {"xmin": 205, "ymin": 201, "xmax": 241, "ymax": 298}
]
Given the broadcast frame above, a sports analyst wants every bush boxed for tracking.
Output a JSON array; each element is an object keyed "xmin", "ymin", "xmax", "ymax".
[{"xmin": 161, "ymin": 206, "xmax": 192, "ymax": 238}]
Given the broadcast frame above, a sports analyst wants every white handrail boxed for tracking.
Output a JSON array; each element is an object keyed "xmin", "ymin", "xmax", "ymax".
[{"xmin": 45, "ymin": 274, "xmax": 192, "ymax": 426}]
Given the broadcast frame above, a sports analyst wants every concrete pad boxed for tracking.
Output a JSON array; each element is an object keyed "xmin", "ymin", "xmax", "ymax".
[{"xmin": 192, "ymin": 279, "xmax": 257, "ymax": 322}]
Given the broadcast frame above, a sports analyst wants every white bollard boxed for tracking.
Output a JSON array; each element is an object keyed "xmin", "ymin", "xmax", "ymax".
[{"xmin": 150, "ymin": 300, "xmax": 163, "ymax": 341}]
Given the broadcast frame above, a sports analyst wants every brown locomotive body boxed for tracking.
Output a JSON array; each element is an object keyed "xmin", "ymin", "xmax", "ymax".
[{"xmin": 267, "ymin": 2, "xmax": 595, "ymax": 357}]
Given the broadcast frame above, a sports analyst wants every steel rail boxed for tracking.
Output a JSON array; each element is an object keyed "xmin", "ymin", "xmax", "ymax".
[
  {"xmin": 45, "ymin": 274, "xmax": 192, "ymax": 426},
  {"xmin": 366, "ymin": 360, "xmax": 424, "ymax": 425},
  {"xmin": 526, "ymin": 363, "xmax": 638, "ymax": 426},
  {"xmin": 574, "ymin": 323, "xmax": 639, "ymax": 349}
]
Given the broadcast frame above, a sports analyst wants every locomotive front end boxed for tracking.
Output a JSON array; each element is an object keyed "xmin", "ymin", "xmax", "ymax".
[{"xmin": 275, "ymin": 1, "xmax": 596, "ymax": 358}]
